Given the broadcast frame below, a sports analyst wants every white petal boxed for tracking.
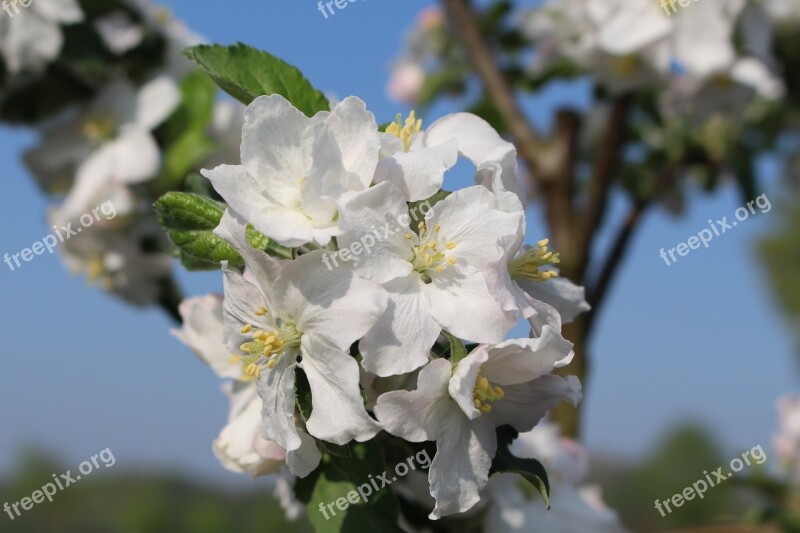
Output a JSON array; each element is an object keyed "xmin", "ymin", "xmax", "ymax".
[
  {"xmin": 134, "ymin": 76, "xmax": 180, "ymax": 130},
  {"xmin": 481, "ymin": 329, "xmax": 575, "ymax": 387},
  {"xmin": 171, "ymin": 294, "xmax": 240, "ymax": 380},
  {"xmin": 427, "ymin": 271, "xmax": 516, "ymax": 344},
  {"xmin": 426, "ymin": 186, "xmax": 523, "ymax": 274},
  {"xmin": 241, "ymin": 94, "xmax": 309, "ymax": 208},
  {"xmin": 33, "ymin": 0, "xmax": 83, "ymax": 22},
  {"xmin": 488, "ymin": 375, "xmax": 582, "ymax": 433},
  {"xmin": 213, "ymin": 386, "xmax": 285, "ymax": 478},
  {"xmin": 517, "ymin": 275, "xmax": 591, "ymax": 325},
  {"xmin": 449, "ymin": 347, "xmax": 490, "ymax": 419},
  {"xmin": 203, "ymin": 165, "xmax": 320, "ymax": 248},
  {"xmin": 374, "ymin": 141, "xmax": 458, "ymax": 202},
  {"xmin": 221, "ymin": 263, "xmax": 272, "ymax": 355},
  {"xmin": 374, "ymin": 359, "xmax": 456, "ymax": 442},
  {"xmin": 256, "ymin": 356, "xmax": 307, "ymax": 474},
  {"xmin": 2, "ymin": 10, "xmax": 62, "ymax": 73},
  {"xmin": 429, "ymin": 417, "xmax": 496, "ymax": 519},
  {"xmin": 360, "ymin": 275, "xmax": 440, "ymax": 377},
  {"xmin": 214, "ymin": 208, "xmax": 283, "ymax": 288},
  {"xmin": 300, "ymin": 333, "xmax": 381, "ymax": 445},
  {"xmin": 424, "ymin": 112, "xmax": 513, "ymax": 166},
  {"xmin": 274, "ymin": 250, "xmax": 387, "ymax": 351},
  {"xmin": 325, "ymin": 96, "xmax": 381, "ymax": 189},
  {"xmin": 337, "ymin": 182, "xmax": 414, "ymax": 284}
]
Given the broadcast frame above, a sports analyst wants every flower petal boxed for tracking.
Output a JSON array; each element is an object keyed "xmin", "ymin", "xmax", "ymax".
[
  {"xmin": 300, "ymin": 333, "xmax": 381, "ymax": 445},
  {"xmin": 429, "ymin": 417, "xmax": 496, "ymax": 519},
  {"xmin": 375, "ymin": 141, "xmax": 458, "ymax": 202},
  {"xmin": 360, "ymin": 275, "xmax": 440, "ymax": 377},
  {"xmin": 481, "ymin": 328, "xmax": 574, "ymax": 387},
  {"xmin": 488, "ymin": 375, "xmax": 582, "ymax": 433},
  {"xmin": 374, "ymin": 358, "xmax": 456, "ymax": 442}
]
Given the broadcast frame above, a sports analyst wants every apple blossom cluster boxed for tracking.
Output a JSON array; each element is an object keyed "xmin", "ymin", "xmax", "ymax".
[
  {"xmin": 173, "ymin": 92, "xmax": 591, "ymax": 520},
  {"xmin": 1, "ymin": 0, "xmax": 243, "ymax": 306},
  {"xmin": 519, "ymin": 0, "xmax": 785, "ymax": 116}
]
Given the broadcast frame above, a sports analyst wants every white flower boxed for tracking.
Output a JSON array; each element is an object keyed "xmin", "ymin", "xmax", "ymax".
[
  {"xmin": 338, "ymin": 182, "xmax": 523, "ymax": 376},
  {"xmin": 486, "ymin": 239, "xmax": 590, "ymax": 337},
  {"xmin": 203, "ymin": 95, "xmax": 381, "ymax": 247},
  {"xmin": 50, "ymin": 211, "xmax": 172, "ymax": 307},
  {"xmin": 214, "ymin": 210, "xmax": 386, "ymax": 473},
  {"xmin": 172, "ymin": 294, "xmax": 317, "ymax": 478},
  {"xmin": 25, "ymin": 76, "xmax": 180, "ymax": 215},
  {"xmin": 774, "ymin": 395, "xmax": 800, "ymax": 482},
  {"xmin": 375, "ymin": 112, "xmax": 522, "ymax": 202},
  {"xmin": 387, "ymin": 61, "xmax": 426, "ymax": 104},
  {"xmin": 0, "ymin": 0, "xmax": 83, "ymax": 73},
  {"xmin": 485, "ymin": 422, "xmax": 629, "ymax": 532},
  {"xmin": 375, "ymin": 329, "xmax": 581, "ymax": 519}
]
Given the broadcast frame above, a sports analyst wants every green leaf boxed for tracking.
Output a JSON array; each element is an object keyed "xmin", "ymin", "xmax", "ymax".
[
  {"xmin": 295, "ymin": 367, "xmax": 314, "ymax": 422},
  {"xmin": 184, "ymin": 43, "xmax": 330, "ymax": 116},
  {"xmin": 295, "ymin": 441, "xmax": 403, "ymax": 532},
  {"xmin": 154, "ymin": 192, "xmax": 244, "ymax": 269},
  {"xmin": 490, "ymin": 426, "xmax": 551, "ymax": 508},
  {"xmin": 443, "ymin": 331, "xmax": 468, "ymax": 365},
  {"xmin": 154, "ymin": 70, "xmax": 218, "ymax": 194}
]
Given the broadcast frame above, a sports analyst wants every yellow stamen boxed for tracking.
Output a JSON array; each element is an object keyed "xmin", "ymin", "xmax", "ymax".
[
  {"xmin": 240, "ymin": 324, "xmax": 252, "ymax": 334},
  {"xmin": 255, "ymin": 306, "xmax": 268, "ymax": 316}
]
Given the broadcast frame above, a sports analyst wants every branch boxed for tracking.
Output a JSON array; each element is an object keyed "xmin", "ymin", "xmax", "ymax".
[
  {"xmin": 578, "ymin": 95, "xmax": 631, "ymax": 268},
  {"xmin": 441, "ymin": 0, "xmax": 544, "ymax": 177},
  {"xmin": 585, "ymin": 163, "xmax": 678, "ymax": 336}
]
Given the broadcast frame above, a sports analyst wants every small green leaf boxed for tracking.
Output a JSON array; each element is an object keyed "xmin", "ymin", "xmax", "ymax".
[
  {"xmin": 443, "ymin": 331, "xmax": 468, "ymax": 365},
  {"xmin": 154, "ymin": 192, "xmax": 243, "ymax": 269},
  {"xmin": 295, "ymin": 367, "xmax": 314, "ymax": 422},
  {"xmin": 295, "ymin": 441, "xmax": 403, "ymax": 532},
  {"xmin": 490, "ymin": 425, "xmax": 551, "ymax": 508},
  {"xmin": 183, "ymin": 43, "xmax": 330, "ymax": 116}
]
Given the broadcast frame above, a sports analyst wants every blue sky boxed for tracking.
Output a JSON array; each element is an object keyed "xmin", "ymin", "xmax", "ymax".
[{"xmin": 1, "ymin": 0, "xmax": 797, "ymax": 487}]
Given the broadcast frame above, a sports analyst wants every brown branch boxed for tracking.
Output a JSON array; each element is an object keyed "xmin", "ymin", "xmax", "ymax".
[
  {"xmin": 578, "ymin": 95, "xmax": 632, "ymax": 273},
  {"xmin": 584, "ymin": 163, "xmax": 679, "ymax": 336},
  {"xmin": 584, "ymin": 201, "xmax": 645, "ymax": 336},
  {"xmin": 441, "ymin": 0, "xmax": 544, "ymax": 177}
]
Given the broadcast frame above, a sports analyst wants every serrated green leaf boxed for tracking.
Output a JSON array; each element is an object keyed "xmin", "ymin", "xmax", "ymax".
[
  {"xmin": 154, "ymin": 192, "xmax": 243, "ymax": 268},
  {"xmin": 295, "ymin": 441, "xmax": 402, "ymax": 532},
  {"xmin": 183, "ymin": 43, "xmax": 329, "ymax": 116}
]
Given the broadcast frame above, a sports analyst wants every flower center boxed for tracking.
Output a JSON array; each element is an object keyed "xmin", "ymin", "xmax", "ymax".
[
  {"xmin": 473, "ymin": 370, "xmax": 504, "ymax": 414},
  {"xmin": 231, "ymin": 306, "xmax": 302, "ymax": 380},
  {"xmin": 407, "ymin": 221, "xmax": 457, "ymax": 282},
  {"xmin": 508, "ymin": 238, "xmax": 560, "ymax": 282},
  {"xmin": 610, "ymin": 54, "xmax": 640, "ymax": 77},
  {"xmin": 82, "ymin": 115, "xmax": 118, "ymax": 143},
  {"xmin": 386, "ymin": 111, "xmax": 422, "ymax": 152}
]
